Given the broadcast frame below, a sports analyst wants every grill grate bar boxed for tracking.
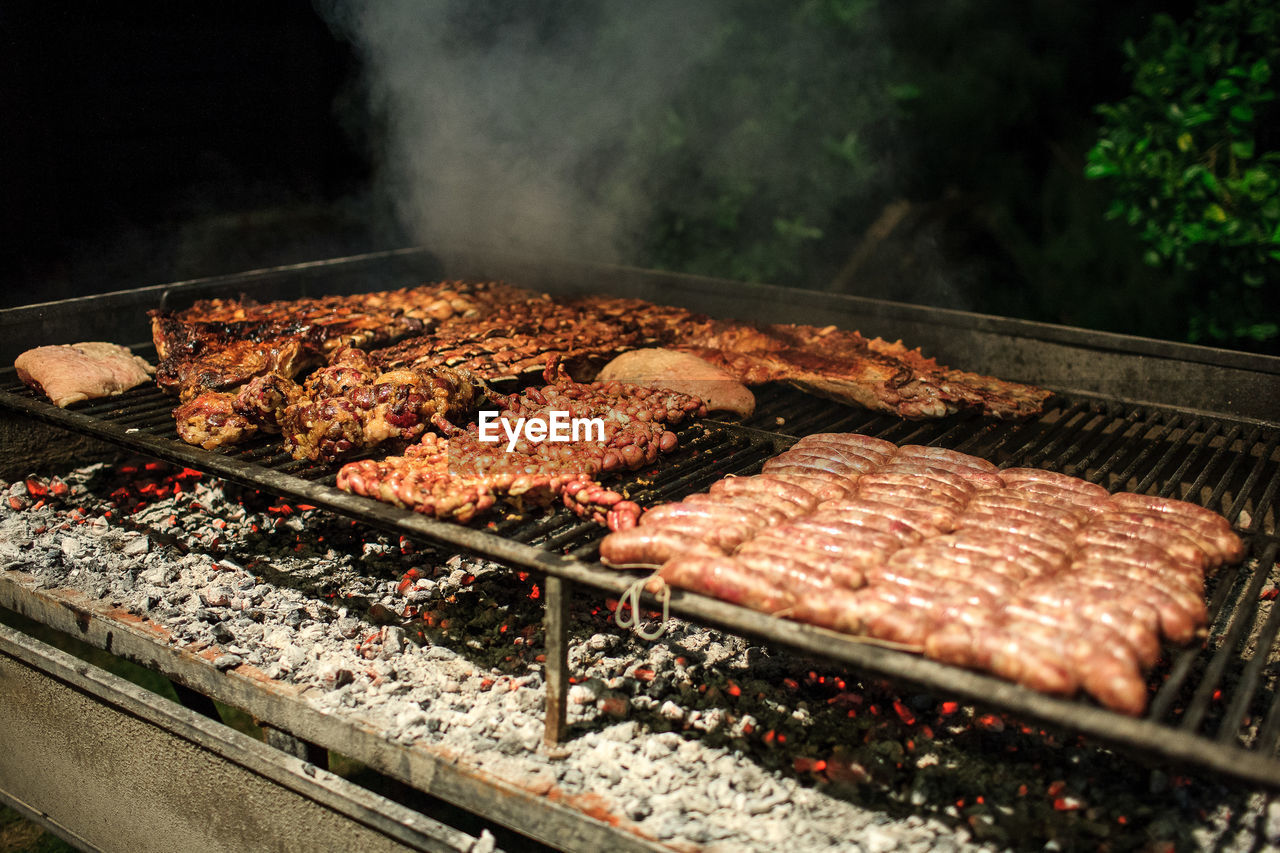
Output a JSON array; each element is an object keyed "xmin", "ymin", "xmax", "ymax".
[
  {"xmin": 1185, "ymin": 425, "xmax": 1248, "ymax": 509},
  {"xmin": 884, "ymin": 422, "xmax": 932, "ymax": 446},
  {"xmin": 1141, "ymin": 420, "xmax": 1208, "ymax": 499},
  {"xmin": 768, "ymin": 399, "xmax": 849, "ymax": 436},
  {"xmin": 235, "ymin": 442, "xmax": 296, "ymax": 464},
  {"xmin": 1064, "ymin": 406, "xmax": 1145, "ymax": 480},
  {"xmin": 1180, "ymin": 540, "xmax": 1277, "ymax": 733},
  {"xmin": 1026, "ymin": 404, "xmax": 1099, "ymax": 469},
  {"xmin": 998, "ymin": 401, "xmax": 1090, "ymax": 470},
  {"xmin": 106, "ymin": 413, "xmax": 171, "ymax": 433},
  {"xmin": 74, "ymin": 388, "xmax": 164, "ymax": 418},
  {"xmin": 1040, "ymin": 407, "xmax": 1107, "ymax": 472},
  {"xmin": 1254, "ymin": 642, "xmax": 1280, "ymax": 755},
  {"xmin": 875, "ymin": 418, "xmax": 929, "ymax": 445},
  {"xmin": 536, "ymin": 522, "xmax": 600, "ymax": 553},
  {"xmin": 901, "ymin": 417, "xmax": 962, "ymax": 445},
  {"xmin": 956, "ymin": 420, "xmax": 1031, "ymax": 460},
  {"xmin": 1109, "ymin": 413, "xmax": 1181, "ymax": 488},
  {"xmin": 792, "ymin": 408, "xmax": 885, "ymax": 438},
  {"xmin": 1138, "ymin": 419, "xmax": 1212, "ymax": 496},
  {"xmin": 1242, "ymin": 453, "xmax": 1280, "ymax": 538},
  {"xmin": 1227, "ymin": 432, "xmax": 1280, "ymax": 527},
  {"xmin": 499, "ymin": 511, "xmax": 576, "ymax": 544},
  {"xmin": 925, "ymin": 419, "xmax": 986, "ymax": 450},
  {"xmin": 1147, "ymin": 555, "xmax": 1251, "ymax": 722},
  {"xmin": 1202, "ymin": 427, "xmax": 1263, "ymax": 520},
  {"xmin": 947, "ymin": 420, "xmax": 1005, "ymax": 456},
  {"xmin": 624, "ymin": 441, "xmax": 768, "ymax": 507},
  {"xmin": 106, "ymin": 398, "xmax": 177, "ymax": 423},
  {"xmin": 1216, "ymin": 543, "xmax": 1280, "ymax": 745},
  {"xmin": 625, "ymin": 428, "xmax": 751, "ymax": 491}
]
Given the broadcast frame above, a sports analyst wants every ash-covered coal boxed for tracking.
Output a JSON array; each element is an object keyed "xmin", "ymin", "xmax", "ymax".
[{"xmin": 1, "ymin": 460, "xmax": 1275, "ymax": 852}]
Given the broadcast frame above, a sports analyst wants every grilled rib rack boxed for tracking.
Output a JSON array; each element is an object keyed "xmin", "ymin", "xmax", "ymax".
[{"xmin": 1, "ymin": 247, "xmax": 1278, "ymax": 790}]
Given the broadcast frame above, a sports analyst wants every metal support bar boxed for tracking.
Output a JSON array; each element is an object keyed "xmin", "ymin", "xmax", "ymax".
[
  {"xmin": 0, "ymin": 579, "xmax": 670, "ymax": 852},
  {"xmin": 0, "ymin": 622, "xmax": 488, "ymax": 853},
  {"xmin": 543, "ymin": 575, "xmax": 572, "ymax": 745}
]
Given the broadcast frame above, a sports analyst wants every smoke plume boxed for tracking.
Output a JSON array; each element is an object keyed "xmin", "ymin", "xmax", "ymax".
[{"xmin": 322, "ymin": 0, "xmax": 729, "ymax": 263}]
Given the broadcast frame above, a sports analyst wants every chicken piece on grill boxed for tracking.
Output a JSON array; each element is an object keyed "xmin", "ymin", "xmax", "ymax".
[
  {"xmin": 174, "ymin": 391, "xmax": 259, "ymax": 450},
  {"xmin": 303, "ymin": 346, "xmax": 380, "ymax": 398},
  {"xmin": 231, "ymin": 372, "xmax": 304, "ymax": 433},
  {"xmin": 280, "ymin": 359, "xmax": 485, "ymax": 461},
  {"xmin": 163, "ymin": 335, "xmax": 316, "ymax": 401}
]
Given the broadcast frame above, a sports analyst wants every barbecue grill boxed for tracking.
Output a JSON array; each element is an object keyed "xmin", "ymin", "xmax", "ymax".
[{"xmin": 1, "ymin": 247, "xmax": 1278, "ymax": 850}]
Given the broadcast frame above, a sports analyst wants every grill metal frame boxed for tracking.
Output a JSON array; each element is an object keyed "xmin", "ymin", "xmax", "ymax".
[{"xmin": 1, "ymin": 247, "xmax": 1279, "ymax": 791}]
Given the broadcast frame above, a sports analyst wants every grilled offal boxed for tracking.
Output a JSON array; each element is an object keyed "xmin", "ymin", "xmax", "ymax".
[{"xmin": 336, "ymin": 370, "xmax": 706, "ymax": 526}]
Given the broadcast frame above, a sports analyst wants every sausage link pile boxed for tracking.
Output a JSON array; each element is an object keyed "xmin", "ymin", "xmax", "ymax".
[{"xmin": 599, "ymin": 433, "xmax": 1244, "ymax": 714}]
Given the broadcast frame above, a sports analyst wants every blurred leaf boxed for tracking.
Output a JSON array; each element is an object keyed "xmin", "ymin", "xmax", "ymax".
[
  {"xmin": 1230, "ymin": 103, "xmax": 1255, "ymax": 122},
  {"xmin": 887, "ymin": 82, "xmax": 922, "ymax": 101},
  {"xmin": 1087, "ymin": 0, "xmax": 1280, "ymax": 347},
  {"xmin": 774, "ymin": 216, "xmax": 824, "ymax": 242}
]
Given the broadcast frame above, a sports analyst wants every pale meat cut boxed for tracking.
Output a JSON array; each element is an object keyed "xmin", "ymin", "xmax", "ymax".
[
  {"xmin": 16, "ymin": 342, "xmax": 154, "ymax": 407},
  {"xmin": 595, "ymin": 348, "xmax": 756, "ymax": 417}
]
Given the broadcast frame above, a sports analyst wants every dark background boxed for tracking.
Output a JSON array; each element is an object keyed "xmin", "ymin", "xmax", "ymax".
[
  {"xmin": 0, "ymin": 2, "xmax": 393, "ymax": 306},
  {"xmin": 8, "ymin": 0, "xmax": 1257, "ymax": 352}
]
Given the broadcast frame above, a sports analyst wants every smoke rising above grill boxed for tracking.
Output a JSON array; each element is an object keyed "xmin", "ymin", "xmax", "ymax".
[
  {"xmin": 320, "ymin": 1, "xmax": 717, "ymax": 261},
  {"xmin": 319, "ymin": 1, "xmax": 895, "ymax": 269}
]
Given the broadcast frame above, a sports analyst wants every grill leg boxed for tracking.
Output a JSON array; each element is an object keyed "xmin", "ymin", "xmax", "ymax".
[{"xmin": 543, "ymin": 575, "xmax": 571, "ymax": 745}]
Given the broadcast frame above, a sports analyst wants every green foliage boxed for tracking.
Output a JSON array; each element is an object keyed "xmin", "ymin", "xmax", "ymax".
[
  {"xmin": 617, "ymin": 0, "xmax": 902, "ymax": 286},
  {"xmin": 1086, "ymin": 0, "xmax": 1280, "ymax": 345}
]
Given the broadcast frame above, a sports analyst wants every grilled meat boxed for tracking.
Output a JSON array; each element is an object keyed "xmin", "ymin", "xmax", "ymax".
[
  {"xmin": 600, "ymin": 433, "xmax": 1242, "ymax": 714},
  {"xmin": 165, "ymin": 336, "xmax": 316, "ymax": 401},
  {"xmin": 176, "ymin": 347, "xmax": 486, "ymax": 457},
  {"xmin": 373, "ymin": 288, "xmax": 1048, "ymax": 419},
  {"xmin": 336, "ymin": 376, "xmax": 705, "ymax": 525},
  {"xmin": 156, "ymin": 279, "xmax": 1051, "ymax": 453},
  {"xmin": 16, "ymin": 342, "xmax": 154, "ymax": 408},
  {"xmin": 174, "ymin": 391, "xmax": 259, "ymax": 450},
  {"xmin": 280, "ymin": 352, "xmax": 485, "ymax": 461},
  {"xmin": 150, "ymin": 282, "xmax": 486, "ymax": 397},
  {"xmin": 595, "ymin": 348, "xmax": 755, "ymax": 417},
  {"xmin": 232, "ymin": 372, "xmax": 305, "ymax": 433}
]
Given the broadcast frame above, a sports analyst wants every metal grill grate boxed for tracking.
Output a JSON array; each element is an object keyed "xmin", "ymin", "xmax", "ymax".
[{"xmin": 2, "ymin": 348, "xmax": 1279, "ymax": 787}]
